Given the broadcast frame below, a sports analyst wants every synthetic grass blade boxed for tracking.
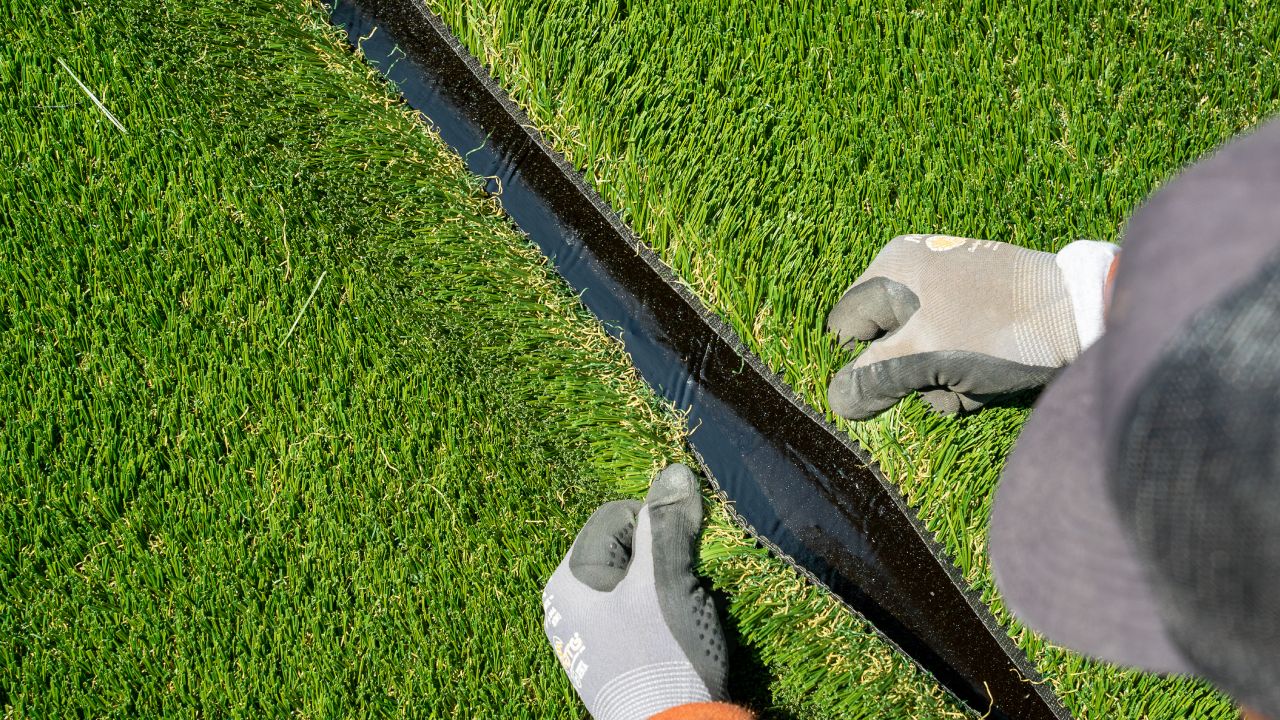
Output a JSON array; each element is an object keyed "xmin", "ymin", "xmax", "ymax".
[
  {"xmin": 279, "ymin": 270, "xmax": 328, "ymax": 348},
  {"xmin": 55, "ymin": 57, "xmax": 127, "ymax": 134},
  {"xmin": 328, "ymin": 1, "xmax": 1069, "ymax": 717}
]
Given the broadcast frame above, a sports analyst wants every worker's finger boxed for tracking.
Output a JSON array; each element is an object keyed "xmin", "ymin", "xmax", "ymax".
[
  {"xmin": 628, "ymin": 464, "xmax": 727, "ymax": 696},
  {"xmin": 827, "ymin": 327, "xmax": 927, "ymax": 419},
  {"xmin": 567, "ymin": 499, "xmax": 642, "ymax": 592},
  {"xmin": 919, "ymin": 389, "xmax": 987, "ymax": 415},
  {"xmin": 830, "ymin": 347, "xmax": 1056, "ymax": 421},
  {"xmin": 630, "ymin": 464, "xmax": 702, "ymax": 587},
  {"xmin": 826, "ymin": 275, "xmax": 921, "ymax": 348},
  {"xmin": 828, "ymin": 354, "xmax": 922, "ymax": 420}
]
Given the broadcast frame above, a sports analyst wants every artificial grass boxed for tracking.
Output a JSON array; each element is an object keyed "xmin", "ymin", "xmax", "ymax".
[
  {"xmin": 424, "ymin": 0, "xmax": 1280, "ymax": 717},
  {"xmin": 2, "ymin": 0, "xmax": 964, "ymax": 717}
]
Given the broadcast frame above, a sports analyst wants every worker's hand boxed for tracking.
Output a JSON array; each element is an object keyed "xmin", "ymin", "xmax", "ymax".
[
  {"xmin": 826, "ymin": 234, "xmax": 1118, "ymax": 420},
  {"xmin": 542, "ymin": 464, "xmax": 727, "ymax": 720}
]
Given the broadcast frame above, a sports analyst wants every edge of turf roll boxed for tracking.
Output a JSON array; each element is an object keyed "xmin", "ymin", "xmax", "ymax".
[{"xmin": 326, "ymin": 2, "xmax": 1070, "ymax": 717}]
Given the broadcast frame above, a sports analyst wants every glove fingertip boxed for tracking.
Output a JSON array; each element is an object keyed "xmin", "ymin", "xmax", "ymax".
[
  {"xmin": 576, "ymin": 499, "xmax": 642, "ymax": 539},
  {"xmin": 637, "ymin": 464, "xmax": 704, "ymax": 569},
  {"xmin": 645, "ymin": 464, "xmax": 701, "ymax": 511},
  {"xmin": 826, "ymin": 276, "xmax": 921, "ymax": 347},
  {"xmin": 565, "ymin": 499, "xmax": 643, "ymax": 591},
  {"xmin": 920, "ymin": 389, "xmax": 962, "ymax": 415},
  {"xmin": 827, "ymin": 365, "xmax": 886, "ymax": 421},
  {"xmin": 957, "ymin": 393, "xmax": 988, "ymax": 414},
  {"xmin": 919, "ymin": 389, "xmax": 989, "ymax": 415}
]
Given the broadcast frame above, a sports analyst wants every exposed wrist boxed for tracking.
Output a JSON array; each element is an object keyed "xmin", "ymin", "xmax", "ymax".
[
  {"xmin": 1104, "ymin": 251, "xmax": 1120, "ymax": 315},
  {"xmin": 649, "ymin": 701, "xmax": 756, "ymax": 720},
  {"xmin": 1056, "ymin": 240, "xmax": 1122, "ymax": 350}
]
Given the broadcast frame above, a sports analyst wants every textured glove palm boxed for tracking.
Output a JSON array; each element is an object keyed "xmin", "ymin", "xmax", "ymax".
[
  {"xmin": 542, "ymin": 465, "xmax": 727, "ymax": 720},
  {"xmin": 827, "ymin": 234, "xmax": 1116, "ymax": 420}
]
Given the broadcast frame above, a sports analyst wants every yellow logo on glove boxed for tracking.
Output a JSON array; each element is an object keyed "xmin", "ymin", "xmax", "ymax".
[{"xmin": 926, "ymin": 235, "xmax": 967, "ymax": 252}]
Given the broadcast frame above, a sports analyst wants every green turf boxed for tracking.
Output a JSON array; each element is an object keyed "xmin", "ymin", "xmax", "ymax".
[
  {"xmin": 1, "ymin": 0, "xmax": 966, "ymax": 717},
  {"xmin": 424, "ymin": 0, "xmax": 1280, "ymax": 716}
]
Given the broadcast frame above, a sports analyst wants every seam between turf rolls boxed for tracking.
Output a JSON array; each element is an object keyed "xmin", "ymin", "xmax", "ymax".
[{"xmin": 326, "ymin": 4, "xmax": 1072, "ymax": 717}]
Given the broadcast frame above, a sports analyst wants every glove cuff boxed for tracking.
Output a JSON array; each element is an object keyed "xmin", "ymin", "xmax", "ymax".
[
  {"xmin": 649, "ymin": 702, "xmax": 756, "ymax": 720},
  {"xmin": 1056, "ymin": 240, "xmax": 1121, "ymax": 350},
  {"xmin": 591, "ymin": 660, "xmax": 712, "ymax": 720}
]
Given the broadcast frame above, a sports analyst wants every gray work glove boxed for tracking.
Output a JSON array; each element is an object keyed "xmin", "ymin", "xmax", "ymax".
[
  {"xmin": 827, "ymin": 234, "xmax": 1118, "ymax": 420},
  {"xmin": 542, "ymin": 464, "xmax": 727, "ymax": 720}
]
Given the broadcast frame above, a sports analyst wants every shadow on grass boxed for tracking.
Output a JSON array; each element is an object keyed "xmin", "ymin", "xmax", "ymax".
[
  {"xmin": 980, "ymin": 387, "xmax": 1043, "ymax": 413},
  {"xmin": 712, "ymin": 587, "xmax": 804, "ymax": 720},
  {"xmin": 940, "ymin": 386, "xmax": 1043, "ymax": 417}
]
